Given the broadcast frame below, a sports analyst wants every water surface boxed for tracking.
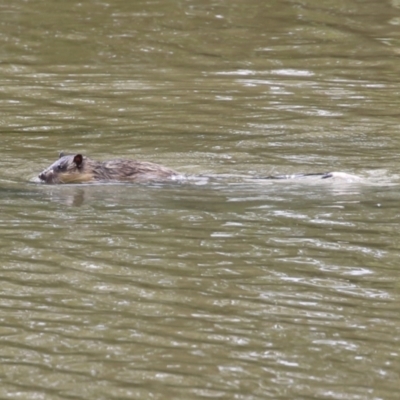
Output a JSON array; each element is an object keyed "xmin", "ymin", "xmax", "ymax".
[{"xmin": 1, "ymin": 0, "xmax": 400, "ymax": 399}]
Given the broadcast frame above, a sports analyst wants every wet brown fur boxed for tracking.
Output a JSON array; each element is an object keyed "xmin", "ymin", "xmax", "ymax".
[{"xmin": 38, "ymin": 153, "xmax": 180, "ymax": 184}]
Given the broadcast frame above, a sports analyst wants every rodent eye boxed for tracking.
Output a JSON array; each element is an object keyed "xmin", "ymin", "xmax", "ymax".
[{"xmin": 57, "ymin": 165, "xmax": 63, "ymax": 171}]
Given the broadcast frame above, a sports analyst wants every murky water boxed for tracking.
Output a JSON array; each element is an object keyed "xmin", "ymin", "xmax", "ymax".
[{"xmin": 1, "ymin": 0, "xmax": 400, "ymax": 399}]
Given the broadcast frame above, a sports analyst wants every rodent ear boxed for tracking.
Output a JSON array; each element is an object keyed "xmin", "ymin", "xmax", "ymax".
[
  {"xmin": 59, "ymin": 151, "xmax": 65, "ymax": 158},
  {"xmin": 73, "ymin": 154, "xmax": 83, "ymax": 168}
]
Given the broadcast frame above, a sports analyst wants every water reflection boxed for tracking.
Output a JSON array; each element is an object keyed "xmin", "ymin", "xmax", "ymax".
[{"xmin": 30, "ymin": 171, "xmax": 381, "ymax": 206}]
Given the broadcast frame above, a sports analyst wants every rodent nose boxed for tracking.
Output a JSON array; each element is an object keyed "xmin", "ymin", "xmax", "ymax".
[{"xmin": 39, "ymin": 173, "xmax": 45, "ymax": 181}]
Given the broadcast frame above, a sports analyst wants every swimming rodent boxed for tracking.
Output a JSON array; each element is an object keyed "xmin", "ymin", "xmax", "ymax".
[
  {"xmin": 38, "ymin": 152, "xmax": 359, "ymax": 184},
  {"xmin": 38, "ymin": 153, "xmax": 180, "ymax": 184}
]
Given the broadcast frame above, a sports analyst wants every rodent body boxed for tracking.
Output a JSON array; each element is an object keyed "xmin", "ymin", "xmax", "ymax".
[
  {"xmin": 38, "ymin": 153, "xmax": 180, "ymax": 184},
  {"xmin": 38, "ymin": 153, "xmax": 359, "ymax": 184}
]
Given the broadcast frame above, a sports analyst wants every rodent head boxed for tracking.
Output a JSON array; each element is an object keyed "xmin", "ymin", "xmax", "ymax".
[{"xmin": 38, "ymin": 153, "xmax": 93, "ymax": 184}]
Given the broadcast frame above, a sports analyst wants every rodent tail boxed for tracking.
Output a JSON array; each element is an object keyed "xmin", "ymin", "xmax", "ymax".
[{"xmin": 260, "ymin": 172, "xmax": 333, "ymax": 180}]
